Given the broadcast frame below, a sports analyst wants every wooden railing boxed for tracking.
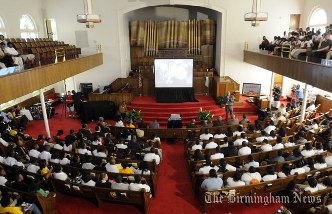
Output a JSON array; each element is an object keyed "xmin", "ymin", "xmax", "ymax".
[
  {"xmin": 88, "ymin": 92, "xmax": 135, "ymax": 108},
  {"xmin": 243, "ymin": 50, "xmax": 332, "ymax": 93},
  {"xmin": 0, "ymin": 53, "xmax": 103, "ymax": 104}
]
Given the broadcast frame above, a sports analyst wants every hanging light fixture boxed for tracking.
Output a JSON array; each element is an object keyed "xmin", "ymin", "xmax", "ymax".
[
  {"xmin": 244, "ymin": 0, "xmax": 268, "ymax": 27},
  {"xmin": 77, "ymin": 0, "xmax": 101, "ymax": 28}
]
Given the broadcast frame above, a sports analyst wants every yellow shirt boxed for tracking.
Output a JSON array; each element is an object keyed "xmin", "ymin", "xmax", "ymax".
[
  {"xmin": 0, "ymin": 206, "xmax": 23, "ymax": 214},
  {"xmin": 120, "ymin": 167, "xmax": 134, "ymax": 175}
]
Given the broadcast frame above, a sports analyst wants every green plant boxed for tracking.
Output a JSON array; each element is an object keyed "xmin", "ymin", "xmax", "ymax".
[
  {"xmin": 215, "ymin": 96, "xmax": 226, "ymax": 105},
  {"xmin": 197, "ymin": 108, "xmax": 214, "ymax": 122},
  {"xmin": 125, "ymin": 109, "xmax": 141, "ymax": 123}
]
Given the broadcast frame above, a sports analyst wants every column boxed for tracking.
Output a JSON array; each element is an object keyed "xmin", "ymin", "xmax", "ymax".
[
  {"xmin": 300, "ymin": 83, "xmax": 309, "ymax": 122},
  {"xmin": 39, "ymin": 89, "xmax": 51, "ymax": 138},
  {"xmin": 269, "ymin": 72, "xmax": 275, "ymax": 109}
]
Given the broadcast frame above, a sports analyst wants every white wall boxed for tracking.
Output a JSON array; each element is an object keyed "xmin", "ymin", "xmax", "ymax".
[
  {"xmin": 0, "ymin": 0, "xmax": 45, "ymax": 37},
  {"xmin": 301, "ymin": 0, "xmax": 332, "ymax": 29}
]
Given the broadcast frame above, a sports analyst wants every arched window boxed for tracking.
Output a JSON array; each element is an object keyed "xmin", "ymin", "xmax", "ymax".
[
  {"xmin": 20, "ymin": 15, "xmax": 38, "ymax": 38},
  {"xmin": 308, "ymin": 8, "xmax": 327, "ymax": 33},
  {"xmin": 0, "ymin": 16, "xmax": 6, "ymax": 36}
]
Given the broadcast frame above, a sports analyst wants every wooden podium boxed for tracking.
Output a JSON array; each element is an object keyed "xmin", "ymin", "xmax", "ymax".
[{"xmin": 212, "ymin": 76, "xmax": 240, "ymax": 101}]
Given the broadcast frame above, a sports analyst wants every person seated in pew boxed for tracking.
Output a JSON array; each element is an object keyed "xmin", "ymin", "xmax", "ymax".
[
  {"xmin": 262, "ymin": 166, "xmax": 277, "ymax": 182},
  {"xmin": 239, "ymin": 114, "xmax": 250, "ymax": 124},
  {"xmin": 59, "ymin": 153, "xmax": 71, "ymax": 166},
  {"xmin": 277, "ymin": 163, "xmax": 291, "ymax": 178},
  {"xmin": 93, "ymin": 147, "xmax": 108, "ymax": 158},
  {"xmin": 219, "ymin": 138, "xmax": 229, "ymax": 148},
  {"xmin": 52, "ymin": 164, "xmax": 68, "ymax": 181},
  {"xmin": 272, "ymin": 136, "xmax": 284, "ymax": 150},
  {"xmin": 0, "ymin": 194, "xmax": 42, "ymax": 214},
  {"xmin": 201, "ymin": 169, "xmax": 223, "ymax": 190},
  {"xmin": 96, "ymin": 173, "xmax": 111, "ymax": 188},
  {"xmin": 314, "ymin": 142, "xmax": 324, "ymax": 155},
  {"xmin": 81, "ymin": 172, "xmax": 96, "ymax": 187},
  {"xmin": 305, "ymin": 119, "xmax": 319, "ymax": 133},
  {"xmin": 198, "ymin": 158, "xmax": 219, "ymax": 175},
  {"xmin": 0, "ymin": 168, "xmax": 9, "ymax": 188},
  {"xmin": 244, "ymin": 155, "xmax": 260, "ymax": 170},
  {"xmin": 325, "ymin": 152, "xmax": 332, "ymax": 166},
  {"xmin": 205, "ymin": 137, "xmax": 218, "ymax": 149},
  {"xmin": 77, "ymin": 141, "xmax": 92, "ymax": 155},
  {"xmin": 303, "ymin": 157, "xmax": 315, "ymax": 172},
  {"xmin": 233, "ymin": 133, "xmax": 248, "ymax": 146},
  {"xmin": 223, "ymin": 141, "xmax": 238, "ymax": 157},
  {"xmin": 27, "ymin": 157, "xmax": 40, "ymax": 174},
  {"xmin": 134, "ymin": 161, "xmax": 151, "ymax": 175},
  {"xmin": 115, "ymin": 139, "xmax": 128, "ymax": 150},
  {"xmin": 104, "ymin": 158, "xmax": 119, "ymax": 173},
  {"xmin": 226, "ymin": 114, "xmax": 239, "ymax": 126},
  {"xmin": 306, "ymin": 101, "xmax": 316, "ymax": 112},
  {"xmin": 50, "ymin": 152, "xmax": 60, "ymax": 164},
  {"xmin": 271, "ymin": 150, "xmax": 285, "ymax": 163},
  {"xmin": 246, "ymin": 124, "xmax": 255, "ymax": 134},
  {"xmin": 138, "ymin": 118, "xmax": 147, "ymax": 129},
  {"xmin": 70, "ymin": 154, "xmax": 82, "ymax": 168},
  {"xmin": 218, "ymin": 159, "xmax": 236, "ymax": 172},
  {"xmin": 213, "ymin": 116, "xmax": 223, "ymax": 127},
  {"xmin": 317, "ymin": 177, "xmax": 332, "ymax": 190},
  {"xmin": 256, "ymin": 131, "xmax": 269, "ymax": 142},
  {"xmin": 3, "ymin": 42, "xmax": 24, "ymax": 71},
  {"xmin": 284, "ymin": 137, "xmax": 295, "ymax": 148},
  {"xmin": 225, "ymin": 127, "xmax": 234, "ymax": 138},
  {"xmin": 226, "ymin": 172, "xmax": 245, "ymax": 187},
  {"xmin": 191, "ymin": 140, "xmax": 203, "ymax": 151},
  {"xmin": 39, "ymin": 145, "xmax": 52, "ymax": 161},
  {"xmin": 4, "ymin": 151, "xmax": 17, "ymax": 167},
  {"xmin": 28, "ymin": 143, "xmax": 41, "ymax": 159},
  {"xmin": 214, "ymin": 129, "xmax": 226, "ymax": 139},
  {"xmin": 193, "ymin": 149, "xmax": 205, "ymax": 161},
  {"xmin": 260, "ymin": 139, "xmax": 273, "ymax": 152},
  {"xmin": 238, "ymin": 141, "xmax": 251, "ymax": 156},
  {"xmin": 290, "ymin": 160, "xmax": 306, "ymax": 175},
  {"xmin": 233, "ymin": 125, "xmax": 245, "ymax": 137},
  {"xmin": 264, "ymin": 120, "xmax": 276, "ymax": 135},
  {"xmin": 241, "ymin": 166, "xmax": 262, "ymax": 185},
  {"xmin": 111, "ymin": 175, "xmax": 129, "ymax": 190},
  {"xmin": 304, "ymin": 177, "xmax": 325, "ymax": 193},
  {"xmin": 120, "ymin": 162, "xmax": 134, "ymax": 175},
  {"xmin": 186, "ymin": 119, "xmax": 197, "ymax": 128},
  {"xmin": 314, "ymin": 155, "xmax": 328, "ymax": 169},
  {"xmin": 278, "ymin": 103, "xmax": 287, "ymax": 116},
  {"xmin": 82, "ymin": 156, "xmax": 95, "ymax": 170},
  {"xmin": 91, "ymin": 135, "xmax": 102, "ymax": 146},
  {"xmin": 200, "ymin": 129, "xmax": 213, "ymax": 141},
  {"xmin": 301, "ymin": 142, "xmax": 315, "ymax": 157},
  {"xmin": 0, "ymin": 133, "xmax": 9, "ymax": 147},
  {"xmin": 149, "ymin": 119, "xmax": 160, "ymax": 129},
  {"xmin": 11, "ymin": 173, "xmax": 29, "ymax": 192},
  {"xmin": 210, "ymin": 146, "xmax": 224, "ymax": 160},
  {"xmin": 143, "ymin": 147, "xmax": 161, "ymax": 165}
]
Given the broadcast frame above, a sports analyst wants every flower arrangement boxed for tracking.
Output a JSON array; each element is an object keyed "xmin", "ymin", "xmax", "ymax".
[
  {"xmin": 197, "ymin": 108, "xmax": 214, "ymax": 123},
  {"xmin": 125, "ymin": 109, "xmax": 141, "ymax": 123}
]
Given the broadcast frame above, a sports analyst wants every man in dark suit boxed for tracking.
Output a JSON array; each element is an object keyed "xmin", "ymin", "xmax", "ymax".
[
  {"xmin": 79, "ymin": 123, "xmax": 92, "ymax": 140},
  {"xmin": 223, "ymin": 141, "xmax": 238, "ymax": 157},
  {"xmin": 213, "ymin": 116, "xmax": 223, "ymax": 127},
  {"xmin": 186, "ymin": 119, "xmax": 197, "ymax": 128},
  {"xmin": 225, "ymin": 91, "xmax": 234, "ymax": 121}
]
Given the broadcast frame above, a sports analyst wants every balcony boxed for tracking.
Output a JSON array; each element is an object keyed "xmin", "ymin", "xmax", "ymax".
[
  {"xmin": 0, "ymin": 53, "xmax": 103, "ymax": 104},
  {"xmin": 243, "ymin": 50, "xmax": 332, "ymax": 93}
]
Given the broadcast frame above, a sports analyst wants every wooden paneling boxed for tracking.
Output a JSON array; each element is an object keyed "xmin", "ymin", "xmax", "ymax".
[
  {"xmin": 316, "ymin": 95, "xmax": 332, "ymax": 113},
  {"xmin": 88, "ymin": 93, "xmax": 135, "ymax": 108},
  {"xmin": 212, "ymin": 76, "xmax": 240, "ymax": 99},
  {"xmin": 0, "ymin": 53, "xmax": 103, "ymax": 104},
  {"xmin": 110, "ymin": 78, "xmax": 140, "ymax": 95},
  {"xmin": 243, "ymin": 50, "xmax": 332, "ymax": 93}
]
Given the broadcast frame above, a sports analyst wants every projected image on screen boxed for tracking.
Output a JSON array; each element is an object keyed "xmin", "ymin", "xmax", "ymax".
[{"xmin": 154, "ymin": 59, "xmax": 193, "ymax": 88}]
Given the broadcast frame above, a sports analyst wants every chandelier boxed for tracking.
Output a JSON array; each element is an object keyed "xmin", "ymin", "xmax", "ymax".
[
  {"xmin": 244, "ymin": 0, "xmax": 268, "ymax": 27},
  {"xmin": 77, "ymin": 0, "xmax": 101, "ymax": 28}
]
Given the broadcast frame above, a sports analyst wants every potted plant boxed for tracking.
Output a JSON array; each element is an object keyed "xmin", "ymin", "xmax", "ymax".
[
  {"xmin": 125, "ymin": 109, "xmax": 141, "ymax": 124},
  {"xmin": 197, "ymin": 108, "xmax": 214, "ymax": 124}
]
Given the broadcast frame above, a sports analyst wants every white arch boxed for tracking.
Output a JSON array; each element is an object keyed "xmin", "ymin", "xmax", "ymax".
[
  {"xmin": 20, "ymin": 14, "xmax": 38, "ymax": 38},
  {"xmin": 117, "ymin": 1, "xmax": 227, "ymax": 77},
  {"xmin": 307, "ymin": 6, "xmax": 327, "ymax": 29}
]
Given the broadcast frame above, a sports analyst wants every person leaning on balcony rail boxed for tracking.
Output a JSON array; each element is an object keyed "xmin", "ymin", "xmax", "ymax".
[{"xmin": 312, "ymin": 31, "xmax": 332, "ymax": 59}]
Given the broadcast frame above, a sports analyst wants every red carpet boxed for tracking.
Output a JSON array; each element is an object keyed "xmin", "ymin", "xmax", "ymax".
[
  {"xmin": 22, "ymin": 100, "xmax": 282, "ymax": 214},
  {"xmin": 128, "ymin": 96, "xmax": 257, "ymax": 126}
]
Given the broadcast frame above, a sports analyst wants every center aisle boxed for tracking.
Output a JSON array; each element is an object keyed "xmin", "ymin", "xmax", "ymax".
[{"xmin": 149, "ymin": 142, "xmax": 200, "ymax": 214}]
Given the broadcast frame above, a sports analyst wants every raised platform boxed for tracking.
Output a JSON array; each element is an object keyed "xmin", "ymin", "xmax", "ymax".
[{"xmin": 127, "ymin": 95, "xmax": 257, "ymax": 126}]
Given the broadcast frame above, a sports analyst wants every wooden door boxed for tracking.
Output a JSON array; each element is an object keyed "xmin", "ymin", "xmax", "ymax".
[
  {"xmin": 289, "ymin": 14, "xmax": 301, "ymax": 31},
  {"xmin": 273, "ymin": 73, "xmax": 283, "ymax": 89}
]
